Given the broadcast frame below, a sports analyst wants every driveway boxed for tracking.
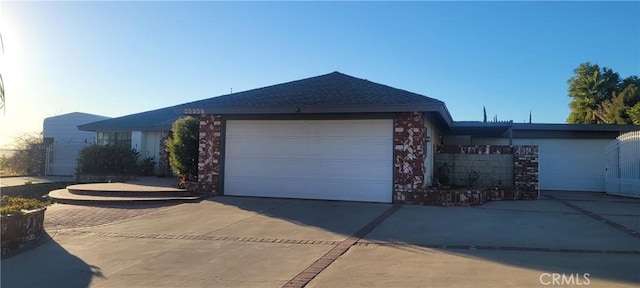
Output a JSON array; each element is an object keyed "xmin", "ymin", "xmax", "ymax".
[{"xmin": 2, "ymin": 191, "xmax": 639, "ymax": 287}]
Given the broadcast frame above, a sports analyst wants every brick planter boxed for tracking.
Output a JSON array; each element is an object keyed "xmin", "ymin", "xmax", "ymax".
[
  {"xmin": 396, "ymin": 186, "xmax": 538, "ymax": 207},
  {"xmin": 1, "ymin": 208, "xmax": 46, "ymax": 257},
  {"xmin": 485, "ymin": 187, "xmax": 521, "ymax": 201},
  {"xmin": 395, "ymin": 189, "xmax": 487, "ymax": 206}
]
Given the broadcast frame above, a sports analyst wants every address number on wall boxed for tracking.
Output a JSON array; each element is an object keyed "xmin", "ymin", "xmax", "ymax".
[{"xmin": 184, "ymin": 108, "xmax": 205, "ymax": 114}]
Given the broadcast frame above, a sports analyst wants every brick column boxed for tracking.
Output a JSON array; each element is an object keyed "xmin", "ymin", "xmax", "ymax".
[
  {"xmin": 194, "ymin": 114, "xmax": 222, "ymax": 194},
  {"xmin": 514, "ymin": 145, "xmax": 539, "ymax": 199},
  {"xmin": 393, "ymin": 112, "xmax": 426, "ymax": 202}
]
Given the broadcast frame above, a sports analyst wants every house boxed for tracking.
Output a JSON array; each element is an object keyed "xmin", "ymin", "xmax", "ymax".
[
  {"xmin": 77, "ymin": 106, "xmax": 185, "ymax": 175},
  {"xmin": 43, "ymin": 112, "xmax": 110, "ymax": 176},
  {"xmin": 79, "ymin": 72, "xmax": 638, "ymax": 202}
]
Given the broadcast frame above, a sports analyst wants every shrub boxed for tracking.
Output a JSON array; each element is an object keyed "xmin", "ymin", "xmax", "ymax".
[
  {"xmin": 0, "ymin": 132, "xmax": 44, "ymax": 176},
  {"xmin": 167, "ymin": 116, "xmax": 199, "ymax": 186},
  {"xmin": 1, "ymin": 196, "xmax": 48, "ymax": 215},
  {"xmin": 77, "ymin": 144, "xmax": 141, "ymax": 174},
  {"xmin": 138, "ymin": 156, "xmax": 157, "ymax": 176}
]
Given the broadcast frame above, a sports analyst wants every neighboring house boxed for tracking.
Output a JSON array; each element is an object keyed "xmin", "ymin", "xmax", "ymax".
[
  {"xmin": 77, "ymin": 106, "xmax": 185, "ymax": 175},
  {"xmin": 79, "ymin": 72, "xmax": 638, "ymax": 202},
  {"xmin": 43, "ymin": 112, "xmax": 111, "ymax": 176}
]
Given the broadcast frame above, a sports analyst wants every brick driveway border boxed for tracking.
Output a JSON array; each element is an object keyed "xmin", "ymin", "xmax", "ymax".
[{"xmin": 44, "ymin": 203, "xmax": 176, "ymax": 231}]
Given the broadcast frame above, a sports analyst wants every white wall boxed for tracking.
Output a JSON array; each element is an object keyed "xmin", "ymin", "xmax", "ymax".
[
  {"xmin": 423, "ymin": 119, "xmax": 440, "ymax": 187},
  {"xmin": 131, "ymin": 131, "xmax": 143, "ymax": 151},
  {"xmin": 141, "ymin": 131, "xmax": 162, "ymax": 172}
]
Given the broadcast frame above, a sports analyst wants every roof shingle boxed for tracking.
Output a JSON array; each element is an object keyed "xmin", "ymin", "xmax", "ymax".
[{"xmin": 79, "ymin": 72, "xmax": 449, "ymax": 132}]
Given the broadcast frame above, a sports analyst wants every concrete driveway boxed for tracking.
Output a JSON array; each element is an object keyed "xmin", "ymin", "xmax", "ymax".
[{"xmin": 2, "ymin": 191, "xmax": 639, "ymax": 287}]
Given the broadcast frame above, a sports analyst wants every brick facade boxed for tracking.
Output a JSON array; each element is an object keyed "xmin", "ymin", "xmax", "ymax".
[
  {"xmin": 397, "ymin": 144, "xmax": 540, "ymax": 205},
  {"xmin": 192, "ymin": 112, "xmax": 539, "ymax": 203},
  {"xmin": 192, "ymin": 114, "xmax": 223, "ymax": 194},
  {"xmin": 513, "ymin": 145, "xmax": 539, "ymax": 199},
  {"xmin": 393, "ymin": 112, "xmax": 426, "ymax": 201}
]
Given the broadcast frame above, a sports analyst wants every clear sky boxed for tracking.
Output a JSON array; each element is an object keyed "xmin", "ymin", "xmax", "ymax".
[{"xmin": 0, "ymin": 1, "xmax": 638, "ymax": 148}]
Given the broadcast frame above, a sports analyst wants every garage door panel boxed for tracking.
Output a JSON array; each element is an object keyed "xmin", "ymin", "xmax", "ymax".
[
  {"xmin": 224, "ymin": 119, "xmax": 393, "ymax": 203},
  {"xmin": 227, "ymin": 139, "xmax": 390, "ymax": 160},
  {"xmin": 224, "ymin": 176, "xmax": 391, "ymax": 203},
  {"xmin": 225, "ymin": 158, "xmax": 390, "ymax": 181},
  {"xmin": 514, "ymin": 139, "xmax": 610, "ymax": 192}
]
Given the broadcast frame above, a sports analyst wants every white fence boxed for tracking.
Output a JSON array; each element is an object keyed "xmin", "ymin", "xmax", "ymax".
[
  {"xmin": 45, "ymin": 142, "xmax": 90, "ymax": 176},
  {"xmin": 605, "ymin": 130, "xmax": 640, "ymax": 198}
]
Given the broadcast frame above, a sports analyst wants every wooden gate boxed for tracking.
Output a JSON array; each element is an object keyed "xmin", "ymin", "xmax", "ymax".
[{"xmin": 605, "ymin": 130, "xmax": 640, "ymax": 198}]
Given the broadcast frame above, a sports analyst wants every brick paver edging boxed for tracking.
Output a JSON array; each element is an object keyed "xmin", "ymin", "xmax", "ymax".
[
  {"xmin": 355, "ymin": 242, "xmax": 640, "ymax": 255},
  {"xmin": 283, "ymin": 204, "xmax": 403, "ymax": 288},
  {"xmin": 61, "ymin": 230, "xmax": 341, "ymax": 245},
  {"xmin": 547, "ymin": 195, "xmax": 640, "ymax": 240}
]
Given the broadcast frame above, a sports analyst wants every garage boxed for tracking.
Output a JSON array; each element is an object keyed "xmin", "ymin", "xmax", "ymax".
[
  {"xmin": 224, "ymin": 119, "xmax": 394, "ymax": 203},
  {"xmin": 514, "ymin": 138, "xmax": 612, "ymax": 192}
]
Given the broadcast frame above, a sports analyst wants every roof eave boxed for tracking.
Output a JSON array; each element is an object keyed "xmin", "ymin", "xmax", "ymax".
[
  {"xmin": 512, "ymin": 123, "xmax": 639, "ymax": 132},
  {"xmin": 180, "ymin": 103, "xmax": 454, "ymax": 126}
]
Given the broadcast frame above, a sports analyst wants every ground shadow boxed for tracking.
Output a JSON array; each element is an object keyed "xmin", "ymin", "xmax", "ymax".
[
  {"xmin": 204, "ymin": 192, "xmax": 640, "ymax": 286},
  {"xmin": 1, "ymin": 231, "xmax": 103, "ymax": 288}
]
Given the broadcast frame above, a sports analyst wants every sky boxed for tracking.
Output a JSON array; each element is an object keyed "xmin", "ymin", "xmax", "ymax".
[{"xmin": 0, "ymin": 1, "xmax": 638, "ymax": 148}]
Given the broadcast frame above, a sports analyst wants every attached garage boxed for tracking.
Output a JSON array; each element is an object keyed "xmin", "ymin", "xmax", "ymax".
[
  {"xmin": 224, "ymin": 119, "xmax": 394, "ymax": 203},
  {"xmin": 451, "ymin": 122, "xmax": 637, "ymax": 193},
  {"xmin": 514, "ymin": 138, "xmax": 612, "ymax": 192},
  {"xmin": 180, "ymin": 72, "xmax": 453, "ymax": 202}
]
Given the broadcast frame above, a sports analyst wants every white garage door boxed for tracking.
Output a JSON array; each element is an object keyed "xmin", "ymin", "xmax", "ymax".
[
  {"xmin": 515, "ymin": 139, "xmax": 612, "ymax": 192},
  {"xmin": 224, "ymin": 119, "xmax": 393, "ymax": 202}
]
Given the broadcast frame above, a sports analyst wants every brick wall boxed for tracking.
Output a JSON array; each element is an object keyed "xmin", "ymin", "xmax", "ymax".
[
  {"xmin": 393, "ymin": 112, "xmax": 426, "ymax": 201},
  {"xmin": 513, "ymin": 145, "xmax": 539, "ymax": 199},
  {"xmin": 1, "ymin": 208, "xmax": 46, "ymax": 257},
  {"xmin": 434, "ymin": 145, "xmax": 539, "ymax": 199},
  {"xmin": 193, "ymin": 114, "xmax": 222, "ymax": 194}
]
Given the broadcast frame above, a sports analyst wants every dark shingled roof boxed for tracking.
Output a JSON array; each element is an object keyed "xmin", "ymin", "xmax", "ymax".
[
  {"xmin": 78, "ymin": 106, "xmax": 183, "ymax": 132},
  {"xmin": 79, "ymin": 72, "xmax": 452, "ymax": 132}
]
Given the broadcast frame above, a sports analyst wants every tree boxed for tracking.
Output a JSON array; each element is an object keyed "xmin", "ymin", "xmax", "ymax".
[
  {"xmin": 166, "ymin": 116, "xmax": 199, "ymax": 187},
  {"xmin": 567, "ymin": 62, "xmax": 639, "ymax": 124},
  {"xmin": 0, "ymin": 132, "xmax": 43, "ymax": 176}
]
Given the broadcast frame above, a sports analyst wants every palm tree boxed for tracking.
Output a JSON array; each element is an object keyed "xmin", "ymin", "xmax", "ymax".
[{"xmin": 568, "ymin": 63, "xmax": 607, "ymax": 123}]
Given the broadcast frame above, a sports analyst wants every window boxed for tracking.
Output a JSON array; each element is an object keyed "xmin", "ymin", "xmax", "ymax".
[{"xmin": 97, "ymin": 132, "xmax": 132, "ymax": 147}]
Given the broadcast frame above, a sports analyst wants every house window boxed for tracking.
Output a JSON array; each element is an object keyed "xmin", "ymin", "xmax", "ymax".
[{"xmin": 97, "ymin": 132, "xmax": 132, "ymax": 147}]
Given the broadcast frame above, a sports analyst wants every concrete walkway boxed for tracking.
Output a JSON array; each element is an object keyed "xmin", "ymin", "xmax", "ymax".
[
  {"xmin": 0, "ymin": 176, "xmax": 75, "ymax": 187},
  {"xmin": 1, "ymin": 191, "xmax": 639, "ymax": 287}
]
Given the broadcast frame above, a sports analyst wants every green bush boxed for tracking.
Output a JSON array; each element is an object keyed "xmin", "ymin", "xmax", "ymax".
[
  {"xmin": 1, "ymin": 196, "xmax": 48, "ymax": 215},
  {"xmin": 77, "ymin": 144, "xmax": 141, "ymax": 174},
  {"xmin": 167, "ymin": 116, "xmax": 199, "ymax": 185},
  {"xmin": 138, "ymin": 156, "xmax": 157, "ymax": 176}
]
